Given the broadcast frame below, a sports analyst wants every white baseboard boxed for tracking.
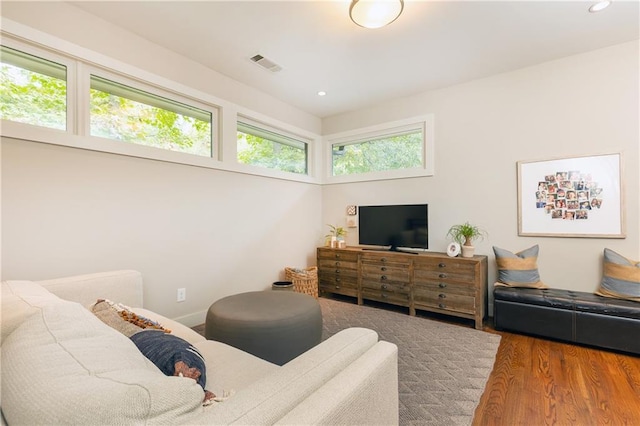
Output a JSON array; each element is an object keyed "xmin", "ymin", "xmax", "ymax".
[{"xmin": 173, "ymin": 309, "xmax": 207, "ymax": 328}]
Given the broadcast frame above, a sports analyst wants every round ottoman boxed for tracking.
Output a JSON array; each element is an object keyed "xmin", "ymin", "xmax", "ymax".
[{"xmin": 204, "ymin": 291, "xmax": 322, "ymax": 365}]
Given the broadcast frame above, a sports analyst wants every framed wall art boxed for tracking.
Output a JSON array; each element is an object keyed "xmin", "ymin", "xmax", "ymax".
[{"xmin": 517, "ymin": 153, "xmax": 624, "ymax": 238}]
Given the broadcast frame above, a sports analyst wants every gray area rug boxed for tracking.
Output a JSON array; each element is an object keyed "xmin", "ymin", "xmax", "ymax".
[
  {"xmin": 319, "ymin": 297, "xmax": 501, "ymax": 426},
  {"xmin": 194, "ymin": 296, "xmax": 501, "ymax": 425}
]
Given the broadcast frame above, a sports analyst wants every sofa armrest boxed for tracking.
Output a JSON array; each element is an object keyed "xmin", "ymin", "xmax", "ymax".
[
  {"xmin": 193, "ymin": 327, "xmax": 380, "ymax": 425},
  {"xmin": 37, "ymin": 270, "xmax": 143, "ymax": 308},
  {"xmin": 276, "ymin": 340, "xmax": 399, "ymax": 425}
]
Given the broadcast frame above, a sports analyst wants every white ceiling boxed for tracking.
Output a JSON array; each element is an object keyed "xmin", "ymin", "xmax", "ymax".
[{"xmin": 68, "ymin": 1, "xmax": 639, "ymax": 118}]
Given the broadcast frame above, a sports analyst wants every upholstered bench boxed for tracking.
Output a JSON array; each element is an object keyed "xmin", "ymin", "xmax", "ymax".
[
  {"xmin": 493, "ymin": 286, "xmax": 640, "ymax": 355},
  {"xmin": 205, "ymin": 291, "xmax": 323, "ymax": 365}
]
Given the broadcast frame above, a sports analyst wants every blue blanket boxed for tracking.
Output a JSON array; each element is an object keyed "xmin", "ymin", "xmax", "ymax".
[{"xmin": 130, "ymin": 330, "xmax": 207, "ymax": 390}]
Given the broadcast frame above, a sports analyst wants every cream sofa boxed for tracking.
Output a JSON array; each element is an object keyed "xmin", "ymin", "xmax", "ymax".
[{"xmin": 1, "ymin": 270, "xmax": 399, "ymax": 425}]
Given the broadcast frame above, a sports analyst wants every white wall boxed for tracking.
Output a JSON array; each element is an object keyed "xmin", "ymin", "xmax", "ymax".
[
  {"xmin": 2, "ymin": 138, "xmax": 322, "ymax": 324},
  {"xmin": 322, "ymin": 41, "xmax": 639, "ymax": 312},
  {"xmin": 0, "ymin": 2, "xmax": 324, "ymax": 326}
]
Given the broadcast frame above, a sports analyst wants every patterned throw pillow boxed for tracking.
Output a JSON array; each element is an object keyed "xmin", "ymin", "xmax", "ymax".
[
  {"xmin": 493, "ymin": 245, "xmax": 547, "ymax": 288},
  {"xmin": 130, "ymin": 330, "xmax": 208, "ymax": 390},
  {"xmin": 596, "ymin": 248, "xmax": 640, "ymax": 302},
  {"xmin": 92, "ymin": 300, "xmax": 144, "ymax": 337}
]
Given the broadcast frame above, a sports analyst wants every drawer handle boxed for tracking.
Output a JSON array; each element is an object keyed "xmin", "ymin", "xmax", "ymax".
[
  {"xmin": 335, "ymin": 277, "xmax": 341, "ymax": 282},
  {"xmin": 335, "ymin": 285, "xmax": 341, "ymax": 289},
  {"xmin": 381, "ymin": 257, "xmax": 387, "ymax": 262},
  {"xmin": 382, "ymin": 294, "xmax": 388, "ymax": 299},
  {"xmin": 438, "ymin": 303, "xmax": 446, "ymax": 309},
  {"xmin": 335, "ymin": 254, "xmax": 341, "ymax": 258},
  {"xmin": 382, "ymin": 284, "xmax": 388, "ymax": 290},
  {"xmin": 335, "ymin": 269, "xmax": 341, "ymax": 274},
  {"xmin": 439, "ymin": 283, "xmax": 447, "ymax": 288},
  {"xmin": 335, "ymin": 261, "xmax": 341, "ymax": 266},
  {"xmin": 381, "ymin": 275, "xmax": 387, "ymax": 281},
  {"xmin": 439, "ymin": 273, "xmax": 447, "ymax": 278},
  {"xmin": 381, "ymin": 266, "xmax": 387, "ymax": 271},
  {"xmin": 438, "ymin": 263, "xmax": 446, "ymax": 268},
  {"xmin": 439, "ymin": 293, "xmax": 446, "ymax": 299}
]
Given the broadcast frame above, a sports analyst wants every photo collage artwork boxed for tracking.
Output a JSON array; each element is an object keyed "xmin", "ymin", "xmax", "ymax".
[{"xmin": 535, "ymin": 170, "xmax": 603, "ymax": 221}]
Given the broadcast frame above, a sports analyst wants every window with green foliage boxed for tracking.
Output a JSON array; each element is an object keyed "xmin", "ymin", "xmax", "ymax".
[
  {"xmin": 332, "ymin": 129, "xmax": 423, "ymax": 176},
  {"xmin": 237, "ymin": 120, "xmax": 308, "ymax": 174},
  {"xmin": 1, "ymin": 45, "xmax": 67, "ymax": 130},
  {"xmin": 90, "ymin": 75, "xmax": 213, "ymax": 157}
]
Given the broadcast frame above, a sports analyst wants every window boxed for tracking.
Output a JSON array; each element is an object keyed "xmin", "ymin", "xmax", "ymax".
[
  {"xmin": 1, "ymin": 32, "xmax": 316, "ymax": 183},
  {"xmin": 90, "ymin": 75, "xmax": 213, "ymax": 157},
  {"xmin": 237, "ymin": 120, "xmax": 308, "ymax": 174},
  {"xmin": 326, "ymin": 116, "xmax": 434, "ymax": 183},
  {"xmin": 0, "ymin": 45, "xmax": 67, "ymax": 130},
  {"xmin": 332, "ymin": 129, "xmax": 423, "ymax": 176}
]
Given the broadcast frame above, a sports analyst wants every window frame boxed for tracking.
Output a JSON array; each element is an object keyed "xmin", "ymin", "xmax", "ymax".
[
  {"xmin": 83, "ymin": 66, "xmax": 218, "ymax": 160},
  {"xmin": 1, "ymin": 25, "xmax": 321, "ymax": 184},
  {"xmin": 0, "ymin": 37, "xmax": 77, "ymax": 134},
  {"xmin": 324, "ymin": 115, "xmax": 435, "ymax": 184},
  {"xmin": 237, "ymin": 116, "xmax": 311, "ymax": 176},
  {"xmin": 2, "ymin": 24, "xmax": 435, "ymax": 186}
]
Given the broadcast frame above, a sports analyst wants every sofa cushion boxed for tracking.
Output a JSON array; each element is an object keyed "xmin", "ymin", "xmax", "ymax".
[
  {"xmin": 596, "ymin": 248, "xmax": 640, "ymax": 302},
  {"xmin": 493, "ymin": 245, "xmax": 547, "ymax": 288},
  {"xmin": 1, "ymin": 301, "xmax": 204, "ymax": 425},
  {"xmin": 197, "ymin": 327, "xmax": 379, "ymax": 425},
  {"xmin": 194, "ymin": 339, "xmax": 278, "ymax": 397},
  {"xmin": 1, "ymin": 280, "xmax": 63, "ymax": 344},
  {"xmin": 37, "ymin": 270, "xmax": 144, "ymax": 308}
]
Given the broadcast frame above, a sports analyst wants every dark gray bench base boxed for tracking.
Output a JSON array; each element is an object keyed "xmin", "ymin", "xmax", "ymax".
[{"xmin": 493, "ymin": 287, "xmax": 640, "ymax": 356}]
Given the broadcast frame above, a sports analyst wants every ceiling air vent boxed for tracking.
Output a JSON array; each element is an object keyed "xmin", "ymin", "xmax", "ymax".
[{"xmin": 250, "ymin": 54, "xmax": 282, "ymax": 73}]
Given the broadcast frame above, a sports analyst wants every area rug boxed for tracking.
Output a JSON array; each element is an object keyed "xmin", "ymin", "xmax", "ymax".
[{"xmin": 319, "ymin": 297, "xmax": 501, "ymax": 426}]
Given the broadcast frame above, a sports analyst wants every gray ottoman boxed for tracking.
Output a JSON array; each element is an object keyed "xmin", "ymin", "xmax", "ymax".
[{"xmin": 204, "ymin": 291, "xmax": 323, "ymax": 365}]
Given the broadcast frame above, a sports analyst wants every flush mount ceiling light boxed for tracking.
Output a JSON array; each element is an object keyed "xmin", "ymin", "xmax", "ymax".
[
  {"xmin": 589, "ymin": 0, "xmax": 612, "ymax": 13},
  {"xmin": 349, "ymin": 0, "xmax": 404, "ymax": 29}
]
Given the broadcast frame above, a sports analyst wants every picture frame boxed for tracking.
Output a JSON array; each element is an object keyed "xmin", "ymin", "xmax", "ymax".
[{"xmin": 517, "ymin": 153, "xmax": 624, "ymax": 238}]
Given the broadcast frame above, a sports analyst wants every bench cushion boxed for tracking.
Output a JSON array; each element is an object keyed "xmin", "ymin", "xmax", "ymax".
[
  {"xmin": 493, "ymin": 286, "xmax": 640, "ymax": 355},
  {"xmin": 494, "ymin": 287, "xmax": 640, "ymax": 320}
]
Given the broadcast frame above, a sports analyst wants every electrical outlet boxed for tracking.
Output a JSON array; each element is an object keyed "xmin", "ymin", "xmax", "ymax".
[{"xmin": 177, "ymin": 288, "xmax": 186, "ymax": 302}]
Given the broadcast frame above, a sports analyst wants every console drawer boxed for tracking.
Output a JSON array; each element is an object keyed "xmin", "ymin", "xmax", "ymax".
[
  {"xmin": 361, "ymin": 263, "xmax": 410, "ymax": 286},
  {"xmin": 361, "ymin": 288, "xmax": 410, "ymax": 306},
  {"xmin": 318, "ymin": 248, "xmax": 359, "ymax": 263},
  {"xmin": 414, "ymin": 292, "xmax": 476, "ymax": 315},
  {"xmin": 414, "ymin": 258, "xmax": 476, "ymax": 283}
]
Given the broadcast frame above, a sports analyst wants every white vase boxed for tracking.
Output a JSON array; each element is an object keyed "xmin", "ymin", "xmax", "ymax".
[{"xmin": 461, "ymin": 245, "xmax": 475, "ymax": 258}]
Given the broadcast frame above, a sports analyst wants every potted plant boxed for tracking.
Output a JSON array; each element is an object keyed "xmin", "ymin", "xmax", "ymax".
[
  {"xmin": 325, "ymin": 224, "xmax": 347, "ymax": 248},
  {"xmin": 446, "ymin": 222, "xmax": 487, "ymax": 258}
]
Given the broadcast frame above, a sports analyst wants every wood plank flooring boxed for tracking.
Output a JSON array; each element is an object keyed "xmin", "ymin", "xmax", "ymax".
[{"xmin": 473, "ymin": 329, "xmax": 640, "ymax": 425}]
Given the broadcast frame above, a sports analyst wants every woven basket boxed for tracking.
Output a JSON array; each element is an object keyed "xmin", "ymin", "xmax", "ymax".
[{"xmin": 284, "ymin": 266, "xmax": 318, "ymax": 299}]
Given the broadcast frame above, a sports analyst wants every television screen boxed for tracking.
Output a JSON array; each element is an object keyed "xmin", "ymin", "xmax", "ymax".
[{"xmin": 358, "ymin": 204, "xmax": 428, "ymax": 251}]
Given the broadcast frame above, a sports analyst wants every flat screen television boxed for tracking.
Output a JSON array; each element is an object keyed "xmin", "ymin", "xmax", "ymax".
[{"xmin": 358, "ymin": 204, "xmax": 428, "ymax": 252}]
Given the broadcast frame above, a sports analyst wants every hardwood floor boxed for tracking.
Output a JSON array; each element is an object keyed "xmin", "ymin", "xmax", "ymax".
[{"xmin": 473, "ymin": 328, "xmax": 640, "ymax": 425}]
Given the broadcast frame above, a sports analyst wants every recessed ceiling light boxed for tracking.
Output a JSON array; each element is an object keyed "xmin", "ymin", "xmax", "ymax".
[
  {"xmin": 317, "ymin": 91, "xmax": 327, "ymax": 96},
  {"xmin": 589, "ymin": 1, "xmax": 612, "ymax": 13}
]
